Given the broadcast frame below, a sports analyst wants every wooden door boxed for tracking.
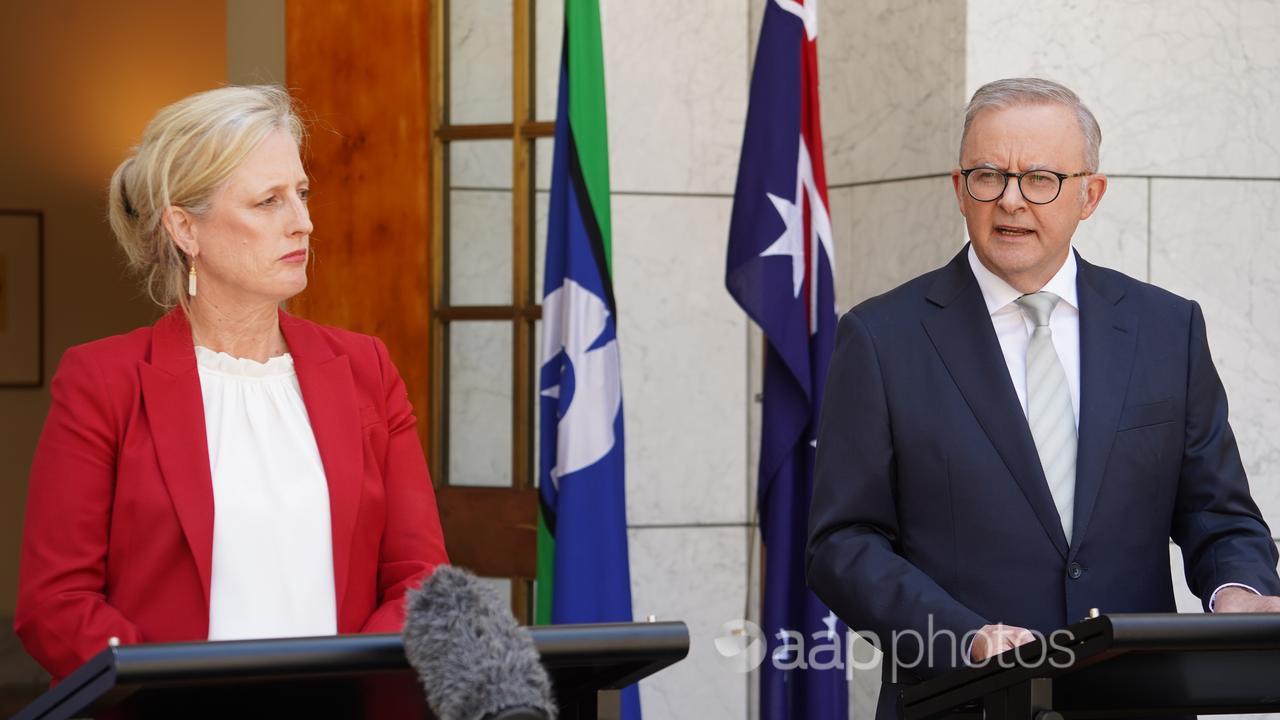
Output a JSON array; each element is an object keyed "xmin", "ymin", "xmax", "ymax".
[{"xmin": 285, "ymin": 0, "xmax": 548, "ymax": 620}]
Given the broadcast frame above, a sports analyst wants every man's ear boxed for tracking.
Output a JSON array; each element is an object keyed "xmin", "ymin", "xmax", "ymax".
[
  {"xmin": 162, "ymin": 206, "xmax": 199, "ymax": 257},
  {"xmin": 951, "ymin": 169, "xmax": 968, "ymax": 217},
  {"xmin": 1079, "ymin": 174, "xmax": 1108, "ymax": 221}
]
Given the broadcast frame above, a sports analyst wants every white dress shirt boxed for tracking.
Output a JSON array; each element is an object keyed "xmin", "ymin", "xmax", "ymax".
[
  {"xmin": 965, "ymin": 245, "xmax": 1252, "ymax": 612},
  {"xmin": 197, "ymin": 346, "xmax": 338, "ymax": 640},
  {"xmin": 967, "ymin": 245, "xmax": 1080, "ymax": 426}
]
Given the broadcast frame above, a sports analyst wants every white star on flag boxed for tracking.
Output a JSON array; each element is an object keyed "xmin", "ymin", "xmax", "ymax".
[
  {"xmin": 758, "ymin": 136, "xmax": 835, "ymax": 333},
  {"xmin": 823, "ymin": 610, "xmax": 838, "ymax": 641},
  {"xmin": 760, "ymin": 190, "xmax": 804, "ymax": 298}
]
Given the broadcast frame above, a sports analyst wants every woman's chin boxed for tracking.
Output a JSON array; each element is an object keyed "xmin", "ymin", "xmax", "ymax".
[
  {"xmin": 279, "ymin": 270, "xmax": 309, "ymax": 294},
  {"xmin": 255, "ymin": 276, "xmax": 308, "ymax": 306},
  {"xmin": 281, "ymin": 278, "xmax": 308, "ymax": 302}
]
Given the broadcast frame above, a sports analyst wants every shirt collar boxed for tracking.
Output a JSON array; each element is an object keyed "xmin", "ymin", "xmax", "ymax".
[{"xmin": 967, "ymin": 244, "xmax": 1078, "ymax": 315}]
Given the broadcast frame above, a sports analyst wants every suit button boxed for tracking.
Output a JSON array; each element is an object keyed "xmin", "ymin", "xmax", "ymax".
[{"xmin": 1068, "ymin": 562, "xmax": 1084, "ymax": 580}]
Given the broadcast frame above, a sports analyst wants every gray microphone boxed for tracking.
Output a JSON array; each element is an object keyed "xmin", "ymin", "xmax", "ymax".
[{"xmin": 403, "ymin": 565, "xmax": 557, "ymax": 720}]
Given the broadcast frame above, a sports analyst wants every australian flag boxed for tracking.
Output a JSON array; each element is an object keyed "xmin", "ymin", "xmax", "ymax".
[{"xmin": 726, "ymin": 1, "xmax": 845, "ymax": 718}]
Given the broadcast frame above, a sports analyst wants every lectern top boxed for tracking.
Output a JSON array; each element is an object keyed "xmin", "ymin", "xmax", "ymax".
[
  {"xmin": 1102, "ymin": 612, "xmax": 1280, "ymax": 650},
  {"xmin": 901, "ymin": 613, "xmax": 1280, "ymax": 720},
  {"xmin": 16, "ymin": 622, "xmax": 690, "ymax": 720}
]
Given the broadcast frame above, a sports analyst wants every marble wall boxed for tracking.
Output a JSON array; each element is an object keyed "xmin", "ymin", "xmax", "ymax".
[
  {"xmin": 819, "ymin": 0, "xmax": 969, "ymax": 310},
  {"xmin": 599, "ymin": 1, "xmax": 753, "ymax": 716}
]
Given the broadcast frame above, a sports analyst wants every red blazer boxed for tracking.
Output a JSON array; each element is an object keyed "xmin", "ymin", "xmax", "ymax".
[{"xmin": 16, "ymin": 308, "xmax": 449, "ymax": 680}]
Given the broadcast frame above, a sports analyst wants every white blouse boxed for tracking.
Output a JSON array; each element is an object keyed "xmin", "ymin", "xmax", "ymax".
[{"xmin": 196, "ymin": 346, "xmax": 338, "ymax": 640}]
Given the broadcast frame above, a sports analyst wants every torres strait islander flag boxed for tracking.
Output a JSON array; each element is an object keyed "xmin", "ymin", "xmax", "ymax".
[
  {"xmin": 536, "ymin": 2, "xmax": 641, "ymax": 719},
  {"xmin": 726, "ymin": 1, "xmax": 845, "ymax": 718}
]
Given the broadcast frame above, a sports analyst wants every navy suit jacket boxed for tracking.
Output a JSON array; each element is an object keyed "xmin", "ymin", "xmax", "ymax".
[{"xmin": 806, "ymin": 246, "xmax": 1280, "ymax": 718}]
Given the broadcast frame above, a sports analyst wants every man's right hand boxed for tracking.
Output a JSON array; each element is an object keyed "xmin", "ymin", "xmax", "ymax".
[{"xmin": 969, "ymin": 623, "xmax": 1037, "ymax": 663}]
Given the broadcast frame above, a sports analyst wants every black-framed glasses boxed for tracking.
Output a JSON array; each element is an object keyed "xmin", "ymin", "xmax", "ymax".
[{"xmin": 959, "ymin": 168, "xmax": 1092, "ymax": 205}]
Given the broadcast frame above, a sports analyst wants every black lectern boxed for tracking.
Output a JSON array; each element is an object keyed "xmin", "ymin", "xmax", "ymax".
[
  {"xmin": 15, "ymin": 621, "xmax": 688, "ymax": 720},
  {"xmin": 901, "ymin": 613, "xmax": 1280, "ymax": 719}
]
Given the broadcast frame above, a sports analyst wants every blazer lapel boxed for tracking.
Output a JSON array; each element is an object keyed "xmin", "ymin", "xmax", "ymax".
[
  {"xmin": 921, "ymin": 248, "xmax": 1071, "ymax": 559},
  {"xmin": 280, "ymin": 310, "xmax": 362, "ymax": 615},
  {"xmin": 140, "ymin": 309, "xmax": 215, "ymax": 607},
  {"xmin": 1070, "ymin": 254, "xmax": 1137, "ymax": 554}
]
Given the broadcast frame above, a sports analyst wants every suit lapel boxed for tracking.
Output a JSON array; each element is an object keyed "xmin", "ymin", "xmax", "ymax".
[
  {"xmin": 140, "ymin": 309, "xmax": 215, "ymax": 606},
  {"xmin": 280, "ymin": 310, "xmax": 362, "ymax": 615},
  {"xmin": 1070, "ymin": 255, "xmax": 1137, "ymax": 554},
  {"xmin": 921, "ymin": 248, "xmax": 1070, "ymax": 559}
]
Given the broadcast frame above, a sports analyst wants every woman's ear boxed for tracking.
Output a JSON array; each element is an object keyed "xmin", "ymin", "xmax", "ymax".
[{"xmin": 161, "ymin": 206, "xmax": 199, "ymax": 257}]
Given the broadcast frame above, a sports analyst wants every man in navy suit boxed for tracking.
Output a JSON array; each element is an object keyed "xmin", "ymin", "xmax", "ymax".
[{"xmin": 806, "ymin": 78, "xmax": 1280, "ymax": 717}]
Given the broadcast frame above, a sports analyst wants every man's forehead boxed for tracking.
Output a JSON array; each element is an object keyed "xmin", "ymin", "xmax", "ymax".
[{"xmin": 960, "ymin": 103, "xmax": 1085, "ymax": 165}]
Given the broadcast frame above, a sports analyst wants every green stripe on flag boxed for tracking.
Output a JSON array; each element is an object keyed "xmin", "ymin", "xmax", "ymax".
[
  {"xmin": 535, "ymin": 509, "xmax": 554, "ymax": 625},
  {"xmin": 566, "ymin": 0, "xmax": 612, "ymax": 273}
]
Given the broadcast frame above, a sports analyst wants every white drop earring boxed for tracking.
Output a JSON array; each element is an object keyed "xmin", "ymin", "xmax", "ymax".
[{"xmin": 188, "ymin": 259, "xmax": 197, "ymax": 297}]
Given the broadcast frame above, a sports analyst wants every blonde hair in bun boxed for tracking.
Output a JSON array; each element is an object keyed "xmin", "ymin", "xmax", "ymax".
[{"xmin": 108, "ymin": 85, "xmax": 304, "ymax": 311}]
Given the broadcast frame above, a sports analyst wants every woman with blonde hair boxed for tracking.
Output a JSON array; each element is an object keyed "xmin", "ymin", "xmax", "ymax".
[{"xmin": 15, "ymin": 85, "xmax": 448, "ymax": 681}]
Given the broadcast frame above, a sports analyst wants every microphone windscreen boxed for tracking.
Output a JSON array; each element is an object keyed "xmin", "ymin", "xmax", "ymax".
[{"xmin": 403, "ymin": 565, "xmax": 557, "ymax": 720}]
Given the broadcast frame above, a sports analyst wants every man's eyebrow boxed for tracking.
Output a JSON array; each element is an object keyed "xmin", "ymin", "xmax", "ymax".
[{"xmin": 968, "ymin": 161, "xmax": 1057, "ymax": 172}]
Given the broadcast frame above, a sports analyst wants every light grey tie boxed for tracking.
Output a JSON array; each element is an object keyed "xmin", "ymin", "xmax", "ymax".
[{"xmin": 1016, "ymin": 291, "xmax": 1077, "ymax": 545}]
